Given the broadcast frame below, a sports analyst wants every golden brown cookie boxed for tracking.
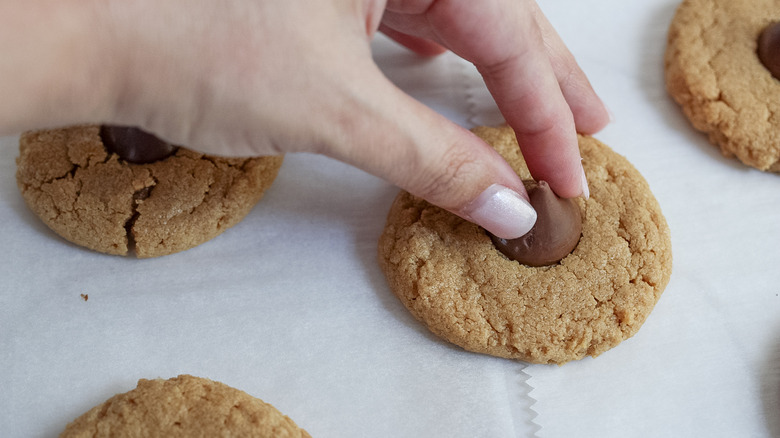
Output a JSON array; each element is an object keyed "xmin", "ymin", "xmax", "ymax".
[
  {"xmin": 60, "ymin": 375, "xmax": 310, "ymax": 438},
  {"xmin": 16, "ymin": 126, "xmax": 283, "ymax": 258},
  {"xmin": 377, "ymin": 125, "xmax": 673, "ymax": 365},
  {"xmin": 665, "ymin": 0, "xmax": 780, "ymax": 172}
]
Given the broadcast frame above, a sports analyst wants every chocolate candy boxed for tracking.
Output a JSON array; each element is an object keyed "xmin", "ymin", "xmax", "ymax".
[
  {"xmin": 758, "ymin": 21, "xmax": 780, "ymax": 80},
  {"xmin": 100, "ymin": 125, "xmax": 177, "ymax": 164},
  {"xmin": 489, "ymin": 180, "xmax": 582, "ymax": 267}
]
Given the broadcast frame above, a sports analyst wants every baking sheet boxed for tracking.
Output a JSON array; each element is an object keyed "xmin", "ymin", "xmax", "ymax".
[{"xmin": 2, "ymin": 0, "xmax": 780, "ymax": 437}]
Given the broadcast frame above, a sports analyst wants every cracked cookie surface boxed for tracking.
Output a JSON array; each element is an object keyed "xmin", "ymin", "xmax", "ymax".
[
  {"xmin": 377, "ymin": 125, "xmax": 672, "ymax": 365},
  {"xmin": 665, "ymin": 0, "xmax": 780, "ymax": 171},
  {"xmin": 60, "ymin": 375, "xmax": 311, "ymax": 438},
  {"xmin": 16, "ymin": 126, "xmax": 283, "ymax": 257}
]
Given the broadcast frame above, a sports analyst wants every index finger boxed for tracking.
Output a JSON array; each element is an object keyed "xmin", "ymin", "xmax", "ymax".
[{"xmin": 382, "ymin": 0, "xmax": 591, "ymax": 198}]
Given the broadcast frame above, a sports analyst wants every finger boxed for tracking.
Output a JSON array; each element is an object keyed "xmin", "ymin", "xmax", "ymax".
[
  {"xmin": 529, "ymin": 2, "xmax": 610, "ymax": 134},
  {"xmin": 379, "ymin": 24, "xmax": 448, "ymax": 57},
  {"xmin": 319, "ymin": 60, "xmax": 537, "ymax": 239},
  {"xmin": 442, "ymin": 1, "xmax": 585, "ymax": 198},
  {"xmin": 383, "ymin": 0, "xmax": 585, "ymax": 198}
]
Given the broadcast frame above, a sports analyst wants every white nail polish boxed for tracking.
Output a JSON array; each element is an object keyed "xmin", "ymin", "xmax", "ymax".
[
  {"xmin": 580, "ymin": 163, "xmax": 590, "ymax": 199},
  {"xmin": 461, "ymin": 184, "xmax": 537, "ymax": 240}
]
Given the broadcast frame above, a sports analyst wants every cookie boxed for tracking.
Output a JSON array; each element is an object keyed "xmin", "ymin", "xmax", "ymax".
[
  {"xmin": 377, "ymin": 125, "xmax": 672, "ymax": 365},
  {"xmin": 665, "ymin": 0, "xmax": 780, "ymax": 172},
  {"xmin": 16, "ymin": 125, "xmax": 283, "ymax": 258},
  {"xmin": 60, "ymin": 375, "xmax": 310, "ymax": 437}
]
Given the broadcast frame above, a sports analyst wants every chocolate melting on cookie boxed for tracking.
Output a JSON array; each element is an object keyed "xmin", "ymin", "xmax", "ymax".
[
  {"xmin": 758, "ymin": 21, "xmax": 780, "ymax": 80},
  {"xmin": 100, "ymin": 125, "xmax": 178, "ymax": 164},
  {"xmin": 489, "ymin": 180, "xmax": 582, "ymax": 267}
]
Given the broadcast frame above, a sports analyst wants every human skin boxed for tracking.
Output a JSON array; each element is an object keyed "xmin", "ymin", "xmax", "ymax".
[{"xmin": 0, "ymin": 0, "xmax": 609, "ymax": 239}]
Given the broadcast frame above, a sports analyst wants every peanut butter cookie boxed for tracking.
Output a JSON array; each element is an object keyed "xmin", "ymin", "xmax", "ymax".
[
  {"xmin": 378, "ymin": 125, "xmax": 672, "ymax": 364},
  {"xmin": 665, "ymin": 0, "xmax": 780, "ymax": 171},
  {"xmin": 16, "ymin": 125, "xmax": 283, "ymax": 257},
  {"xmin": 60, "ymin": 375, "xmax": 310, "ymax": 437}
]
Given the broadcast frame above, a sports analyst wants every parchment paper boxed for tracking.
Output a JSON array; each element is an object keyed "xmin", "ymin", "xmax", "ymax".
[{"xmin": 3, "ymin": 1, "xmax": 780, "ymax": 437}]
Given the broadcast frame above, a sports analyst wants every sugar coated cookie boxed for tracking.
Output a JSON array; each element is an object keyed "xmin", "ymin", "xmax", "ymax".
[
  {"xmin": 665, "ymin": 0, "xmax": 780, "ymax": 171},
  {"xmin": 16, "ymin": 125, "xmax": 283, "ymax": 257},
  {"xmin": 60, "ymin": 375, "xmax": 310, "ymax": 437},
  {"xmin": 378, "ymin": 125, "xmax": 672, "ymax": 365}
]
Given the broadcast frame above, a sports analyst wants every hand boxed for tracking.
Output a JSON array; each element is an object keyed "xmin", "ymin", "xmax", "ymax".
[{"xmin": 0, "ymin": 0, "xmax": 609, "ymax": 239}]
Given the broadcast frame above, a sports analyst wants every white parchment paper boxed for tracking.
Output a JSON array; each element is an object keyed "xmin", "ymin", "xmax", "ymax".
[{"xmin": 3, "ymin": 1, "xmax": 780, "ymax": 436}]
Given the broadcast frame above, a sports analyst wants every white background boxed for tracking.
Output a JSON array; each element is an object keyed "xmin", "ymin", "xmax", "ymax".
[{"xmin": 2, "ymin": 0, "xmax": 780, "ymax": 437}]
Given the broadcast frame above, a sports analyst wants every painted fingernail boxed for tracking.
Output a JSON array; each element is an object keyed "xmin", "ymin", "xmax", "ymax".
[
  {"xmin": 606, "ymin": 103, "xmax": 616, "ymax": 123},
  {"xmin": 580, "ymin": 162, "xmax": 590, "ymax": 199},
  {"xmin": 460, "ymin": 184, "xmax": 537, "ymax": 239}
]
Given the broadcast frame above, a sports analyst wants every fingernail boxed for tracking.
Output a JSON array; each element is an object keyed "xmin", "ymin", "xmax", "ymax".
[
  {"xmin": 580, "ymin": 162, "xmax": 590, "ymax": 199},
  {"xmin": 460, "ymin": 184, "xmax": 537, "ymax": 239},
  {"xmin": 606, "ymin": 104, "xmax": 616, "ymax": 123}
]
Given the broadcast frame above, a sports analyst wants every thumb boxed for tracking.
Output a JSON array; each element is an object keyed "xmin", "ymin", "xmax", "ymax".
[{"xmin": 319, "ymin": 65, "xmax": 536, "ymax": 239}]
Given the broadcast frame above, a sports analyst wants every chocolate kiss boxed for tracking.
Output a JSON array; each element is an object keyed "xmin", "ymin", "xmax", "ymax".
[
  {"xmin": 758, "ymin": 21, "xmax": 780, "ymax": 80},
  {"xmin": 489, "ymin": 180, "xmax": 582, "ymax": 267},
  {"xmin": 100, "ymin": 125, "xmax": 177, "ymax": 164}
]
